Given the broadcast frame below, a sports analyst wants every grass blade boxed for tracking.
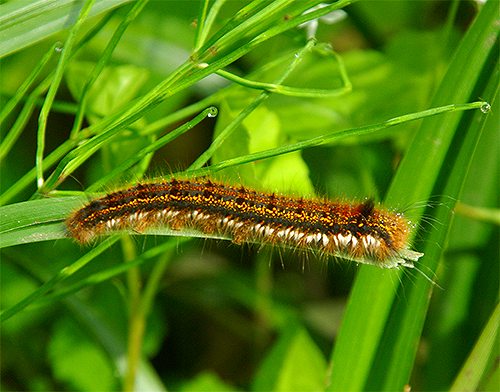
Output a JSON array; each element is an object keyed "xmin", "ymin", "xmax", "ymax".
[{"xmin": 327, "ymin": 1, "xmax": 498, "ymax": 390}]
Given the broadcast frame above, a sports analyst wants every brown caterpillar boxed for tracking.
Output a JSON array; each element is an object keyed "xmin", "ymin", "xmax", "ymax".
[{"xmin": 66, "ymin": 178, "xmax": 423, "ymax": 269}]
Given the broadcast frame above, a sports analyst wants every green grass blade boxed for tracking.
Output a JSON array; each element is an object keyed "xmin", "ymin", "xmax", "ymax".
[
  {"xmin": 0, "ymin": 196, "xmax": 82, "ymax": 234},
  {"xmin": 70, "ymin": 0, "xmax": 148, "ymax": 138},
  {"xmin": 375, "ymin": 61, "xmax": 498, "ymax": 392},
  {"xmin": 450, "ymin": 302, "xmax": 500, "ymax": 392},
  {"xmin": 0, "ymin": 74, "xmax": 52, "ymax": 162},
  {"xmin": 0, "ymin": 0, "xmax": 132, "ymax": 58},
  {"xmin": 37, "ymin": 0, "xmax": 352, "ymax": 193},
  {"xmin": 215, "ymin": 43, "xmax": 351, "ymax": 98},
  {"xmin": 86, "ymin": 106, "xmax": 218, "ymax": 192},
  {"xmin": 36, "ymin": 0, "xmax": 96, "ymax": 188},
  {"xmin": 0, "ymin": 42, "xmax": 58, "ymax": 127},
  {"xmin": 327, "ymin": 2, "xmax": 498, "ymax": 390},
  {"xmin": 183, "ymin": 102, "xmax": 485, "ymax": 178}
]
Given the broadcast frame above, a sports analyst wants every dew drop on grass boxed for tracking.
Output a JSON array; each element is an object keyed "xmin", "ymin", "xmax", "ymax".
[
  {"xmin": 480, "ymin": 102, "xmax": 491, "ymax": 113},
  {"xmin": 208, "ymin": 107, "xmax": 218, "ymax": 118}
]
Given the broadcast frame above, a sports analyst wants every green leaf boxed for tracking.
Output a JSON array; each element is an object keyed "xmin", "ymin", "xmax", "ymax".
[
  {"xmin": 49, "ymin": 316, "xmax": 117, "ymax": 391},
  {"xmin": 253, "ymin": 325, "xmax": 327, "ymax": 392},
  {"xmin": 66, "ymin": 62, "xmax": 150, "ymax": 119}
]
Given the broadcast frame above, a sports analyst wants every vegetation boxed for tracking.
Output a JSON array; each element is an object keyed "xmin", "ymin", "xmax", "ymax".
[{"xmin": 1, "ymin": 1, "xmax": 498, "ymax": 391}]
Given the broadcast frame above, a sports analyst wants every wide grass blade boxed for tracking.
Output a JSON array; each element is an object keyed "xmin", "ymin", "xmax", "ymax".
[{"xmin": 0, "ymin": 0, "xmax": 132, "ymax": 58}]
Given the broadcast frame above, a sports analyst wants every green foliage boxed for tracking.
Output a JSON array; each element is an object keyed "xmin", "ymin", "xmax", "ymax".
[
  {"xmin": 1, "ymin": 1, "xmax": 498, "ymax": 391},
  {"xmin": 252, "ymin": 325, "xmax": 327, "ymax": 391}
]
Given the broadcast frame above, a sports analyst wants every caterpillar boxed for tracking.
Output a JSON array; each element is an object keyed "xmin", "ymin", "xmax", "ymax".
[{"xmin": 66, "ymin": 178, "xmax": 423, "ymax": 269}]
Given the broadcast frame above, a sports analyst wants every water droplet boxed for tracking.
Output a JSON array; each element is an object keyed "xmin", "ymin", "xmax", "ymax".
[
  {"xmin": 480, "ymin": 102, "xmax": 491, "ymax": 113},
  {"xmin": 54, "ymin": 42, "xmax": 63, "ymax": 52},
  {"xmin": 207, "ymin": 107, "xmax": 218, "ymax": 118}
]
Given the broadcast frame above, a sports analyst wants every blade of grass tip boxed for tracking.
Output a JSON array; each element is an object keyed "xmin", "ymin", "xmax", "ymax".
[
  {"xmin": 327, "ymin": 2, "xmax": 498, "ymax": 390},
  {"xmin": 0, "ymin": 139, "xmax": 79, "ymax": 206},
  {"xmin": 183, "ymin": 102, "xmax": 484, "ymax": 179},
  {"xmin": 70, "ymin": 0, "xmax": 148, "ymax": 138},
  {"xmin": 141, "ymin": 93, "xmax": 218, "ymax": 137},
  {"xmin": 194, "ymin": 0, "xmax": 226, "ymax": 51},
  {"xmin": 193, "ymin": 0, "xmax": 210, "ymax": 50},
  {"xmin": 36, "ymin": 0, "xmax": 96, "ymax": 189},
  {"xmin": 450, "ymin": 302, "xmax": 500, "ymax": 392},
  {"xmin": 0, "ymin": 236, "xmax": 119, "ymax": 323}
]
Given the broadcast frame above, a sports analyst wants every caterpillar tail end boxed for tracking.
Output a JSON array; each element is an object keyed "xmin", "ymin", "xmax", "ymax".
[{"xmin": 397, "ymin": 249, "xmax": 424, "ymax": 268}]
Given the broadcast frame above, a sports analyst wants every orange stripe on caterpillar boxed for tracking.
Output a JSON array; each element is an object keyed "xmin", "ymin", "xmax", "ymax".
[{"xmin": 66, "ymin": 178, "xmax": 423, "ymax": 269}]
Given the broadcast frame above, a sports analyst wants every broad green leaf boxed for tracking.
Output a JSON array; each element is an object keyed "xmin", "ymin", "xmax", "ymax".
[
  {"xmin": 253, "ymin": 325, "xmax": 327, "ymax": 392},
  {"xmin": 49, "ymin": 316, "xmax": 117, "ymax": 391},
  {"xmin": 66, "ymin": 62, "xmax": 150, "ymax": 119}
]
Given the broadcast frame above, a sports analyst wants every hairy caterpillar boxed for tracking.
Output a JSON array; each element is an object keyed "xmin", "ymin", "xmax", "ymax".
[{"xmin": 66, "ymin": 178, "xmax": 423, "ymax": 269}]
